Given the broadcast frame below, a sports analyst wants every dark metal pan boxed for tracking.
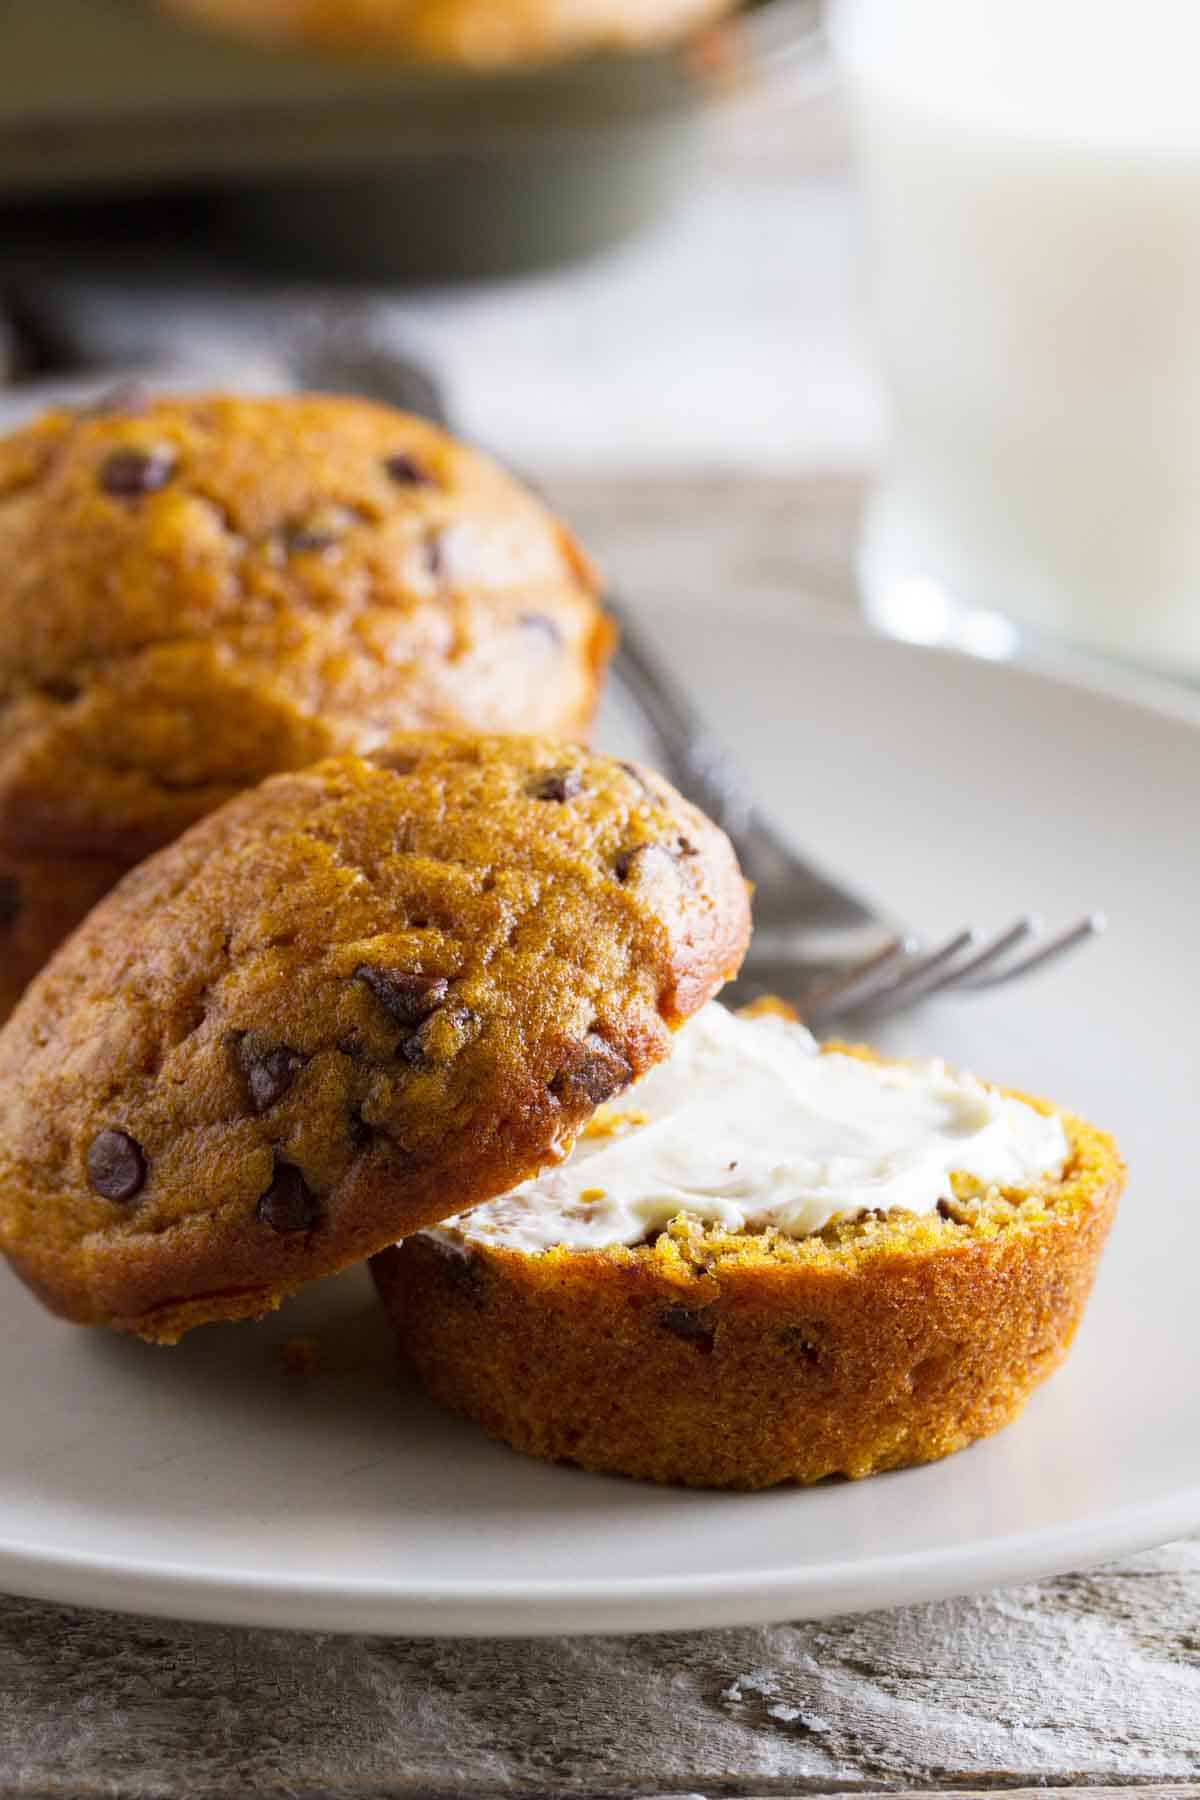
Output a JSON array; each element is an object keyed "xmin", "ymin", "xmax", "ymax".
[{"xmin": 0, "ymin": 0, "xmax": 820, "ymax": 275}]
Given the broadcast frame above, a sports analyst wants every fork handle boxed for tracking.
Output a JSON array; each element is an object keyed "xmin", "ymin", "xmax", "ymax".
[{"xmin": 608, "ymin": 599, "xmax": 879, "ymax": 934}]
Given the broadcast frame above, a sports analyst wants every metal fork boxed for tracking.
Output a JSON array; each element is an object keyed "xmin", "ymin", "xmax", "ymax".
[
  {"xmin": 279, "ymin": 320, "xmax": 1100, "ymax": 1028},
  {"xmin": 610, "ymin": 600, "xmax": 1102, "ymax": 1028}
]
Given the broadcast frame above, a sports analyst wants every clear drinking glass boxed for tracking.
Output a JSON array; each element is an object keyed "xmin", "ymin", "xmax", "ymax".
[{"xmin": 833, "ymin": 0, "xmax": 1200, "ymax": 678}]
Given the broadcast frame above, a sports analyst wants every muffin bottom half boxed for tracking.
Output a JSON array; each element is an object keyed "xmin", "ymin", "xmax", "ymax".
[{"xmin": 372, "ymin": 1103, "xmax": 1123, "ymax": 1490}]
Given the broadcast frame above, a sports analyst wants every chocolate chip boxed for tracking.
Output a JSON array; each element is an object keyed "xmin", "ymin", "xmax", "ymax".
[
  {"xmin": 348, "ymin": 1107, "xmax": 374, "ymax": 1149},
  {"xmin": 238, "ymin": 1041, "xmax": 307, "ymax": 1114},
  {"xmin": 383, "ymin": 452, "xmax": 435, "ymax": 487},
  {"xmin": 615, "ymin": 835, "xmax": 697, "ymax": 882},
  {"xmin": 530, "ymin": 767, "xmax": 581, "ymax": 803},
  {"xmin": 86, "ymin": 1129, "xmax": 146, "ymax": 1202},
  {"xmin": 355, "ymin": 967, "xmax": 449, "ymax": 1027},
  {"xmin": 519, "ymin": 612, "xmax": 563, "ymax": 646},
  {"xmin": 0, "ymin": 875, "xmax": 21, "ymax": 929},
  {"xmin": 280, "ymin": 503, "xmax": 361, "ymax": 556},
  {"xmin": 432, "ymin": 1237, "xmax": 488, "ymax": 1304},
  {"xmin": 398, "ymin": 1030, "xmax": 431, "ymax": 1071},
  {"xmin": 779, "ymin": 1325, "xmax": 826, "ymax": 1370},
  {"xmin": 281, "ymin": 525, "xmax": 338, "ymax": 556},
  {"xmin": 614, "ymin": 842, "xmax": 671, "ymax": 883},
  {"xmin": 550, "ymin": 1033, "xmax": 632, "ymax": 1106},
  {"xmin": 368, "ymin": 745, "xmax": 423, "ymax": 777},
  {"xmin": 660, "ymin": 1305, "xmax": 716, "ymax": 1353},
  {"xmin": 37, "ymin": 676, "xmax": 82, "ymax": 704},
  {"xmin": 399, "ymin": 1003, "xmax": 478, "ymax": 1070},
  {"xmin": 256, "ymin": 1162, "xmax": 321, "ymax": 1234},
  {"xmin": 98, "ymin": 446, "xmax": 176, "ymax": 497}
]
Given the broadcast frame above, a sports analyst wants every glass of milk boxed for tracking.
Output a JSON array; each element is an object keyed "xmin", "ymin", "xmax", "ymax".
[{"xmin": 834, "ymin": 0, "xmax": 1200, "ymax": 677}]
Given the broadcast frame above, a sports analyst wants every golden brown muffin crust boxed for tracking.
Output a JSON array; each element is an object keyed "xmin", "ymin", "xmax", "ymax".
[
  {"xmin": 375, "ymin": 1078, "xmax": 1123, "ymax": 1489},
  {"xmin": 0, "ymin": 390, "xmax": 609, "ymax": 866},
  {"xmin": 158, "ymin": 0, "xmax": 736, "ymax": 65},
  {"xmin": 0, "ymin": 735, "xmax": 749, "ymax": 1341}
]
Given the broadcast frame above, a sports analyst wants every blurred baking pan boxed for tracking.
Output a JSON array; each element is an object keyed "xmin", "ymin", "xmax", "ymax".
[{"xmin": 0, "ymin": 0, "xmax": 819, "ymax": 275}]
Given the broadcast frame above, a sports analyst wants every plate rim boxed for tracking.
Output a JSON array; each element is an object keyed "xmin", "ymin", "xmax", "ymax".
[{"xmin": 2, "ymin": 1479, "xmax": 1198, "ymax": 1635}]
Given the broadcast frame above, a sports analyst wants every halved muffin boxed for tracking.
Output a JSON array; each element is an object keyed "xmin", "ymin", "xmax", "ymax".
[
  {"xmin": 374, "ymin": 1003, "xmax": 1123, "ymax": 1488},
  {"xmin": 0, "ymin": 736, "xmax": 748, "ymax": 1342}
]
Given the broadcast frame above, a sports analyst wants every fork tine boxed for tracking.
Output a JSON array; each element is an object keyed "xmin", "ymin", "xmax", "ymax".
[
  {"xmin": 960, "ymin": 913, "xmax": 1105, "ymax": 990},
  {"xmin": 798, "ymin": 934, "xmax": 916, "ymax": 1018},
  {"xmin": 851, "ymin": 923, "xmax": 1023, "ymax": 1021},
  {"xmin": 939, "ymin": 914, "xmax": 1041, "ymax": 984},
  {"xmin": 737, "ymin": 913, "xmax": 1103, "ymax": 1027},
  {"xmin": 850, "ymin": 919, "xmax": 1048, "ymax": 1023},
  {"xmin": 828, "ymin": 926, "xmax": 980, "ymax": 1024}
]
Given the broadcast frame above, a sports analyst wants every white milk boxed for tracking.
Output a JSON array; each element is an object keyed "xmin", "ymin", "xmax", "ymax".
[{"xmin": 835, "ymin": 0, "xmax": 1200, "ymax": 675}]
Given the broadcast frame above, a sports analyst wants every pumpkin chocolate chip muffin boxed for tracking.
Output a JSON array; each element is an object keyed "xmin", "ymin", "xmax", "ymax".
[
  {"xmin": 0, "ymin": 390, "xmax": 611, "ymax": 1021},
  {"xmin": 374, "ymin": 1002, "xmax": 1123, "ymax": 1488},
  {"xmin": 158, "ymin": 0, "xmax": 736, "ymax": 66},
  {"xmin": 0, "ymin": 735, "xmax": 749, "ymax": 1343}
]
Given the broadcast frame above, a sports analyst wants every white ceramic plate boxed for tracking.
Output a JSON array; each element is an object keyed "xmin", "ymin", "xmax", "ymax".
[{"xmin": 1, "ymin": 621, "xmax": 1197, "ymax": 1636}]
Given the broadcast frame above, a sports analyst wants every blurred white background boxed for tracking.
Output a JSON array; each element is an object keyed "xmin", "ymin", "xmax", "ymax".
[
  {"xmin": 17, "ymin": 60, "xmax": 878, "ymax": 478},
  {"xmin": 406, "ymin": 66, "xmax": 881, "ymax": 472}
]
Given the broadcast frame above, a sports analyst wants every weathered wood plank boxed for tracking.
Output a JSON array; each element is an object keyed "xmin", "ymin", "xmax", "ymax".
[{"xmin": 2, "ymin": 1539, "xmax": 1198, "ymax": 1797}]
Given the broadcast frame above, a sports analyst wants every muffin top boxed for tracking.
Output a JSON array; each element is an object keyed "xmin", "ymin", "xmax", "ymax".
[
  {"xmin": 0, "ymin": 390, "xmax": 610, "ymax": 863},
  {"xmin": 0, "ymin": 734, "xmax": 750, "ymax": 1341},
  {"xmin": 158, "ymin": 0, "xmax": 736, "ymax": 65}
]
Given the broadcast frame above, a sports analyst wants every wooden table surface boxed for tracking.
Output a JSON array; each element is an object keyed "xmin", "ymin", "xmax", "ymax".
[{"xmin": 4, "ymin": 475, "xmax": 1199, "ymax": 1797}]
